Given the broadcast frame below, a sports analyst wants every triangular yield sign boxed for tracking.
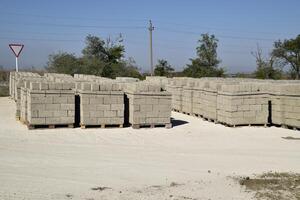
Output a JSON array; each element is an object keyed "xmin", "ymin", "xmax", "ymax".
[{"xmin": 9, "ymin": 44, "xmax": 24, "ymax": 57}]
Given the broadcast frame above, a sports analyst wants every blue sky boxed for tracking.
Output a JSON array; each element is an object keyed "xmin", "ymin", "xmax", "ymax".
[{"xmin": 0, "ymin": 0, "xmax": 299, "ymax": 73}]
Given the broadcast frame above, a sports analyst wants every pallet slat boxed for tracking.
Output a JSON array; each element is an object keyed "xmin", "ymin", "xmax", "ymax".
[
  {"xmin": 80, "ymin": 124, "xmax": 123, "ymax": 129},
  {"xmin": 132, "ymin": 123, "xmax": 172, "ymax": 129},
  {"xmin": 27, "ymin": 124, "xmax": 74, "ymax": 130}
]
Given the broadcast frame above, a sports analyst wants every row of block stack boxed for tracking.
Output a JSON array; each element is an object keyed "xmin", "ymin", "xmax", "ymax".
[{"xmin": 164, "ymin": 77, "xmax": 300, "ymax": 129}]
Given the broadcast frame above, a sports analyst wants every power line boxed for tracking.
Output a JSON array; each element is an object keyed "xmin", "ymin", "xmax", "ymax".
[
  {"xmin": 0, "ymin": 30, "xmax": 88, "ymax": 37},
  {"xmin": 0, "ymin": 34, "xmax": 272, "ymax": 54},
  {"xmin": 0, "ymin": 20, "xmax": 146, "ymax": 30},
  {"xmin": 1, "ymin": 12, "xmax": 148, "ymax": 23},
  {"xmin": 154, "ymin": 20, "xmax": 290, "ymax": 36},
  {"xmin": 0, "ymin": 36, "xmax": 83, "ymax": 42},
  {"xmin": 1, "ymin": 12, "xmax": 291, "ymax": 37},
  {"xmin": 0, "ymin": 22, "xmax": 277, "ymax": 42},
  {"xmin": 157, "ymin": 28, "xmax": 276, "ymax": 41},
  {"xmin": 0, "ymin": 29, "xmax": 273, "ymax": 50}
]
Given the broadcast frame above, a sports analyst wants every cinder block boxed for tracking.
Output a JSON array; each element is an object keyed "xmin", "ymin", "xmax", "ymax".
[
  {"xmin": 30, "ymin": 82, "xmax": 40, "ymax": 90},
  {"xmin": 31, "ymin": 103, "xmax": 45, "ymax": 111},
  {"xmin": 96, "ymin": 104, "xmax": 110, "ymax": 110},
  {"xmin": 90, "ymin": 111, "xmax": 104, "ymax": 118},
  {"xmin": 68, "ymin": 110, "xmax": 75, "ymax": 117},
  {"xmin": 40, "ymin": 82, "xmax": 49, "ymax": 90},
  {"xmin": 30, "ymin": 117, "xmax": 46, "ymax": 125},
  {"xmin": 104, "ymin": 110, "xmax": 117, "ymax": 117},
  {"xmin": 91, "ymin": 83, "xmax": 100, "ymax": 91},
  {"xmin": 45, "ymin": 117, "xmax": 61, "ymax": 124},
  {"xmin": 55, "ymin": 83, "xmax": 63, "ymax": 90},
  {"xmin": 53, "ymin": 96, "xmax": 68, "ymax": 104},
  {"xmin": 45, "ymin": 104, "xmax": 61, "ymax": 110},
  {"xmin": 90, "ymin": 97, "xmax": 103, "ymax": 104},
  {"xmin": 53, "ymin": 111, "xmax": 68, "ymax": 117},
  {"xmin": 60, "ymin": 104, "xmax": 74, "ymax": 110},
  {"xmin": 39, "ymin": 110, "xmax": 53, "ymax": 117},
  {"xmin": 111, "ymin": 104, "xmax": 124, "ymax": 110}
]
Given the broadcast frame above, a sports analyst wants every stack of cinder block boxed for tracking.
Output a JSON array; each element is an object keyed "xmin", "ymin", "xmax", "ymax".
[
  {"xmin": 12, "ymin": 72, "xmax": 42, "ymax": 119},
  {"xmin": 192, "ymin": 80, "xmax": 207, "ymax": 117},
  {"xmin": 24, "ymin": 81, "xmax": 75, "ymax": 129},
  {"xmin": 74, "ymin": 74, "xmax": 99, "ymax": 80},
  {"xmin": 271, "ymin": 83, "xmax": 300, "ymax": 129},
  {"xmin": 44, "ymin": 72, "xmax": 74, "ymax": 82},
  {"xmin": 74, "ymin": 74, "xmax": 111, "ymax": 82},
  {"xmin": 9, "ymin": 71, "xmax": 300, "ymax": 130},
  {"xmin": 165, "ymin": 78, "xmax": 187, "ymax": 112},
  {"xmin": 145, "ymin": 76, "xmax": 170, "ymax": 90},
  {"xmin": 181, "ymin": 82, "xmax": 195, "ymax": 115},
  {"xmin": 199, "ymin": 80, "xmax": 220, "ymax": 121},
  {"xmin": 9, "ymin": 71, "xmax": 15, "ymax": 98},
  {"xmin": 10, "ymin": 72, "xmax": 40, "ymax": 101},
  {"xmin": 124, "ymin": 82, "xmax": 172, "ymax": 129},
  {"xmin": 116, "ymin": 77, "xmax": 139, "ymax": 82},
  {"xmin": 20, "ymin": 79, "xmax": 39, "ymax": 123},
  {"xmin": 217, "ymin": 82, "xmax": 269, "ymax": 126},
  {"xmin": 78, "ymin": 81, "xmax": 124, "ymax": 128}
]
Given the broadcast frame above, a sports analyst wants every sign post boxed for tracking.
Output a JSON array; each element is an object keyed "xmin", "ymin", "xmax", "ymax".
[{"xmin": 9, "ymin": 44, "xmax": 24, "ymax": 72}]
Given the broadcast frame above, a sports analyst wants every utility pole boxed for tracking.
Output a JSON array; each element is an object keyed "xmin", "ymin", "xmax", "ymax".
[{"xmin": 148, "ymin": 20, "xmax": 154, "ymax": 76}]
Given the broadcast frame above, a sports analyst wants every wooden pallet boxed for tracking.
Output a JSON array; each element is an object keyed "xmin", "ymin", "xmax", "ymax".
[
  {"xmin": 132, "ymin": 123, "xmax": 172, "ymax": 129},
  {"xmin": 192, "ymin": 113, "xmax": 203, "ymax": 118},
  {"xmin": 202, "ymin": 117, "xmax": 218, "ymax": 123},
  {"xmin": 182, "ymin": 111, "xmax": 192, "ymax": 116},
  {"xmin": 219, "ymin": 122, "xmax": 268, "ymax": 128},
  {"xmin": 27, "ymin": 123, "xmax": 74, "ymax": 130},
  {"xmin": 172, "ymin": 109, "xmax": 182, "ymax": 113},
  {"xmin": 80, "ymin": 124, "xmax": 123, "ymax": 129},
  {"xmin": 280, "ymin": 124, "xmax": 299, "ymax": 131}
]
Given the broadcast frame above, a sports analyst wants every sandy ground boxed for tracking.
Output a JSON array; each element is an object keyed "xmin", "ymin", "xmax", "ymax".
[{"xmin": 0, "ymin": 97, "xmax": 299, "ymax": 200}]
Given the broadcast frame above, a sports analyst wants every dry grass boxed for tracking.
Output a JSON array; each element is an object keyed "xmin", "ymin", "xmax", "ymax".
[
  {"xmin": 239, "ymin": 172, "xmax": 300, "ymax": 200},
  {"xmin": 0, "ymin": 86, "xmax": 8, "ymax": 97}
]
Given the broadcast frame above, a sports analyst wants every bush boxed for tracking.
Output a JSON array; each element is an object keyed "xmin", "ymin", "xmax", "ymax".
[{"xmin": 0, "ymin": 86, "xmax": 9, "ymax": 97}]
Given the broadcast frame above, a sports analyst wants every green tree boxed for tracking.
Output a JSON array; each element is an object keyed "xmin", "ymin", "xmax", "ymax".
[
  {"xmin": 272, "ymin": 35, "xmax": 300, "ymax": 79},
  {"xmin": 118, "ymin": 57, "xmax": 142, "ymax": 79},
  {"xmin": 82, "ymin": 34, "xmax": 124, "ymax": 63},
  {"xmin": 46, "ymin": 52, "xmax": 80, "ymax": 75},
  {"xmin": 81, "ymin": 34, "xmax": 125, "ymax": 78},
  {"xmin": 154, "ymin": 59, "xmax": 174, "ymax": 76},
  {"xmin": 101, "ymin": 64, "xmax": 114, "ymax": 78},
  {"xmin": 252, "ymin": 45, "xmax": 282, "ymax": 79},
  {"xmin": 78, "ymin": 57, "xmax": 105, "ymax": 76},
  {"xmin": 183, "ymin": 33, "xmax": 224, "ymax": 77},
  {"xmin": 46, "ymin": 34, "xmax": 142, "ymax": 78}
]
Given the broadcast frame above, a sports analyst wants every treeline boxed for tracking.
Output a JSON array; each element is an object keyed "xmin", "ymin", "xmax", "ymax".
[
  {"xmin": 1, "ymin": 33, "xmax": 299, "ymax": 80},
  {"xmin": 47, "ymin": 33, "xmax": 226, "ymax": 79},
  {"xmin": 47, "ymin": 33, "xmax": 300, "ymax": 80}
]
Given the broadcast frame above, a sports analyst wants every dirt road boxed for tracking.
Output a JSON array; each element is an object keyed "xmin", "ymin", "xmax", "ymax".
[{"xmin": 0, "ymin": 97, "xmax": 299, "ymax": 200}]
